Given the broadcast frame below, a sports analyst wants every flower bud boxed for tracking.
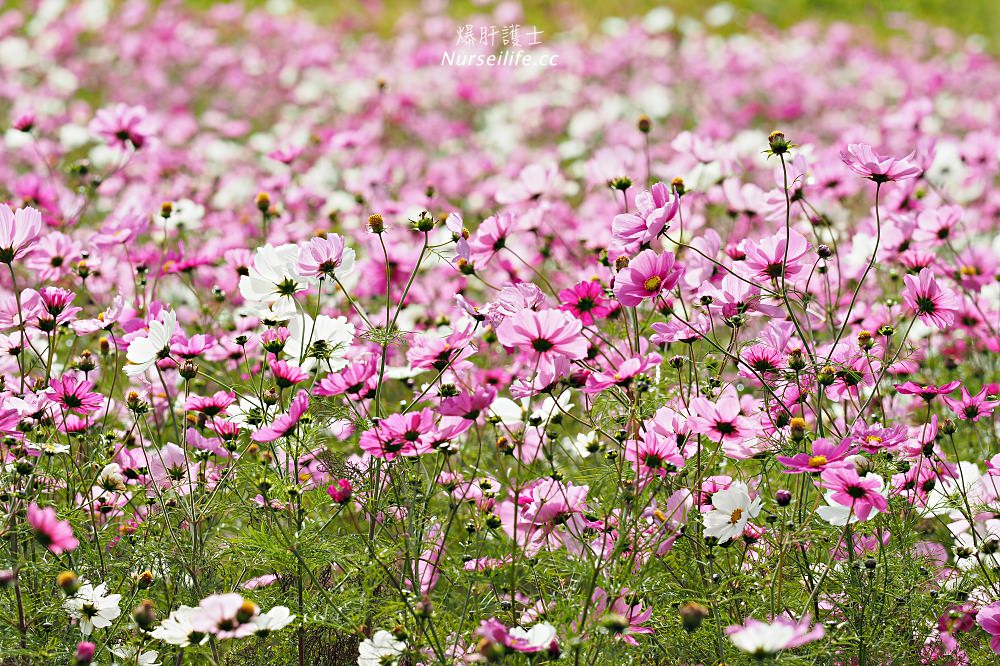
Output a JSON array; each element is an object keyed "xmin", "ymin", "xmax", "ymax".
[
  {"xmin": 367, "ymin": 213, "xmax": 385, "ymax": 234},
  {"xmin": 135, "ymin": 570, "xmax": 155, "ymax": 590},
  {"xmin": 236, "ymin": 600, "xmax": 259, "ymax": 624},
  {"xmin": 767, "ymin": 130, "xmax": 791, "ymax": 155},
  {"xmin": 942, "ymin": 419, "xmax": 957, "ymax": 435},
  {"xmin": 57, "ymin": 571, "xmax": 80, "ymax": 595},
  {"xmin": 776, "ymin": 489, "xmax": 792, "ymax": 506},
  {"xmin": 133, "ymin": 599, "xmax": 157, "ymax": 630},
  {"xmin": 678, "ymin": 601, "xmax": 709, "ymax": 632},
  {"xmin": 637, "ymin": 115, "xmax": 651, "ymax": 134},
  {"xmin": 614, "ymin": 255, "xmax": 630, "ymax": 271},
  {"xmin": 671, "ymin": 177, "xmax": 686, "ymax": 196},
  {"xmin": 75, "ymin": 641, "xmax": 96, "ymax": 665},
  {"xmin": 327, "ymin": 478, "xmax": 353, "ymax": 504},
  {"xmin": 789, "ymin": 417, "xmax": 807, "ymax": 441},
  {"xmin": 817, "ymin": 244, "xmax": 833, "ymax": 259},
  {"xmin": 179, "ymin": 360, "xmax": 199, "ymax": 380},
  {"xmin": 255, "ymin": 192, "xmax": 271, "ymax": 212},
  {"xmin": 857, "ymin": 330, "xmax": 874, "ymax": 350}
]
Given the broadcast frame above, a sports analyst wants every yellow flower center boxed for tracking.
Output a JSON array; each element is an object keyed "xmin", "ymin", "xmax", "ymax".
[
  {"xmin": 808, "ymin": 455, "xmax": 828, "ymax": 468},
  {"xmin": 642, "ymin": 276, "xmax": 662, "ymax": 292},
  {"xmin": 729, "ymin": 508, "xmax": 743, "ymax": 524}
]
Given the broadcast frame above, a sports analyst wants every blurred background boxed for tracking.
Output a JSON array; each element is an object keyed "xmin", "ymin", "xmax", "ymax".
[{"xmin": 183, "ymin": 0, "xmax": 999, "ymax": 47}]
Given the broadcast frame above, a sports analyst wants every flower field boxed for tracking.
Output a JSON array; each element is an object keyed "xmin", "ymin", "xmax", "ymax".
[{"xmin": 0, "ymin": 1, "xmax": 998, "ymax": 664}]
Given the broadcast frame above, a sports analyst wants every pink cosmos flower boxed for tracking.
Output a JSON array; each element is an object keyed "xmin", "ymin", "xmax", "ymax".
[
  {"xmin": 584, "ymin": 353, "xmax": 662, "ymax": 393},
  {"xmin": 942, "ymin": 386, "xmax": 998, "ymax": 422},
  {"xmin": 591, "ymin": 587, "xmax": 654, "ymax": 646},
  {"xmin": 251, "ymin": 390, "xmax": 309, "ymax": 442},
  {"xmin": 840, "ymin": 143, "xmax": 922, "ymax": 182},
  {"xmin": 0, "ymin": 204, "xmax": 41, "ymax": 263},
  {"xmin": 49, "ymin": 374, "xmax": 103, "ymax": 415},
  {"xmin": 468, "ymin": 212, "xmax": 515, "ymax": 266},
  {"xmin": 495, "ymin": 308, "xmax": 587, "ymax": 370},
  {"xmin": 688, "ymin": 391, "xmax": 756, "ymax": 444},
  {"xmin": 902, "ymin": 269, "xmax": 960, "ymax": 328},
  {"xmin": 315, "ymin": 354, "xmax": 377, "ymax": 398},
  {"xmin": 624, "ymin": 430, "xmax": 685, "ymax": 480},
  {"xmin": 89, "ymin": 103, "xmax": 154, "ymax": 150},
  {"xmin": 27, "ymin": 503, "xmax": 78, "ymax": 554},
  {"xmin": 776, "ymin": 438, "xmax": 854, "ymax": 474},
  {"xmin": 269, "ymin": 358, "xmax": 309, "ymax": 388},
  {"xmin": 820, "ymin": 466, "xmax": 888, "ymax": 522},
  {"xmin": 611, "ymin": 181, "xmax": 679, "ymax": 249},
  {"xmin": 558, "ymin": 280, "xmax": 611, "ymax": 326},
  {"xmin": 439, "ymin": 386, "xmax": 496, "ymax": 420},
  {"xmin": 190, "ymin": 593, "xmax": 257, "ymax": 639},
  {"xmin": 297, "ymin": 234, "xmax": 356, "ymax": 280},
  {"xmin": 727, "ymin": 615, "xmax": 824, "ymax": 656},
  {"xmin": 977, "ymin": 602, "xmax": 1000, "ymax": 654},
  {"xmin": 613, "ymin": 249, "xmax": 682, "ymax": 307},
  {"xmin": 739, "ymin": 229, "xmax": 811, "ymax": 282}
]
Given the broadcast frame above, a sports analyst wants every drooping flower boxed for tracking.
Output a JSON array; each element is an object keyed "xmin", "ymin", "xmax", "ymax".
[
  {"xmin": 613, "ymin": 249, "xmax": 682, "ymax": 307},
  {"xmin": 285, "ymin": 313, "xmax": 354, "ymax": 372},
  {"xmin": 124, "ymin": 311, "xmax": 177, "ymax": 377},
  {"xmin": 0, "ymin": 204, "xmax": 41, "ymax": 264},
  {"xmin": 840, "ymin": 143, "xmax": 922, "ymax": 182},
  {"xmin": 27, "ymin": 503, "xmax": 78, "ymax": 554},
  {"xmin": 902, "ymin": 269, "xmax": 960, "ymax": 328},
  {"xmin": 612, "ymin": 181, "xmax": 679, "ymax": 249},
  {"xmin": 297, "ymin": 234, "xmax": 356, "ymax": 280},
  {"xmin": 239, "ymin": 244, "xmax": 313, "ymax": 307},
  {"xmin": 251, "ymin": 390, "xmax": 309, "ymax": 443},
  {"xmin": 894, "ymin": 380, "xmax": 961, "ymax": 401},
  {"xmin": 727, "ymin": 615, "xmax": 825, "ymax": 656}
]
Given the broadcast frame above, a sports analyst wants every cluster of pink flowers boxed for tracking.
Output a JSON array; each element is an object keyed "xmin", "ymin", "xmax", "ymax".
[{"xmin": 0, "ymin": 1, "xmax": 997, "ymax": 664}]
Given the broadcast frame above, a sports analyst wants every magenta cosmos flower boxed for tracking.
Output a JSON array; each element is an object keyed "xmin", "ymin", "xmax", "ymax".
[
  {"xmin": 49, "ymin": 373, "xmax": 103, "ymax": 415},
  {"xmin": 27, "ymin": 503, "xmax": 79, "ymax": 554},
  {"xmin": 902, "ymin": 268, "xmax": 960, "ymax": 328},
  {"xmin": 495, "ymin": 308, "xmax": 587, "ymax": 369},
  {"xmin": 978, "ymin": 602, "xmax": 1000, "ymax": 654},
  {"xmin": 820, "ymin": 466, "xmax": 888, "ymax": 522},
  {"xmin": 942, "ymin": 385, "xmax": 998, "ymax": 422},
  {"xmin": 558, "ymin": 280, "xmax": 612, "ymax": 326},
  {"xmin": 613, "ymin": 249, "xmax": 682, "ymax": 307},
  {"xmin": 840, "ymin": 143, "xmax": 922, "ymax": 182},
  {"xmin": 894, "ymin": 380, "xmax": 960, "ymax": 401}
]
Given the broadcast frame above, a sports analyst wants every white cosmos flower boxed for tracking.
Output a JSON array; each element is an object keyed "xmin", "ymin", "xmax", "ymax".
[
  {"xmin": 509, "ymin": 621, "xmax": 557, "ymax": 651},
  {"xmin": 150, "ymin": 606, "xmax": 208, "ymax": 647},
  {"xmin": 286, "ymin": 313, "xmax": 354, "ymax": 372},
  {"xmin": 64, "ymin": 581, "xmax": 122, "ymax": 635},
  {"xmin": 252, "ymin": 606, "xmax": 295, "ymax": 635},
  {"xmin": 238, "ymin": 243, "xmax": 314, "ymax": 305},
  {"xmin": 124, "ymin": 310, "xmax": 177, "ymax": 377},
  {"xmin": 358, "ymin": 630, "xmax": 406, "ymax": 666},
  {"xmin": 111, "ymin": 646, "xmax": 160, "ymax": 666},
  {"xmin": 703, "ymin": 481, "xmax": 762, "ymax": 543}
]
